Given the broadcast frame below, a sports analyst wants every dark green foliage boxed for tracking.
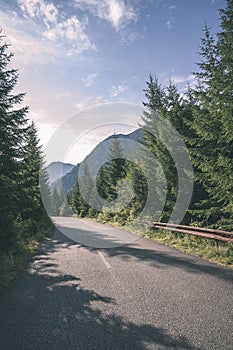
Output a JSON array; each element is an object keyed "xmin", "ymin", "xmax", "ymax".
[
  {"xmin": 0, "ymin": 35, "xmax": 51, "ymax": 251},
  {"xmin": 123, "ymin": 161, "xmax": 148, "ymax": 220},
  {"xmin": 71, "ymin": 1, "xmax": 232, "ymax": 232},
  {"xmin": 51, "ymin": 187, "xmax": 63, "ymax": 216},
  {"xmin": 19, "ymin": 123, "xmax": 47, "ymax": 218},
  {"xmin": 0, "ymin": 37, "xmax": 28, "ymax": 249},
  {"xmin": 71, "ymin": 137, "xmax": 148, "ymax": 222},
  {"xmin": 190, "ymin": 2, "xmax": 233, "ymax": 227},
  {"xmin": 70, "ymin": 178, "xmax": 82, "ymax": 215},
  {"xmin": 140, "ymin": 1, "xmax": 232, "ymax": 229},
  {"xmin": 141, "ymin": 75, "xmax": 184, "ymax": 222},
  {"xmin": 50, "ymin": 186, "xmax": 72, "ymax": 217},
  {"xmin": 17, "ymin": 121, "xmax": 52, "ymax": 237},
  {"xmin": 96, "ymin": 136, "xmax": 126, "ymax": 202},
  {"xmin": 71, "ymin": 162, "xmax": 97, "ymax": 217}
]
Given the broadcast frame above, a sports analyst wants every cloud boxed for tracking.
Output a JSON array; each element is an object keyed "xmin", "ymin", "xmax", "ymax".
[
  {"xmin": 0, "ymin": 10, "xmax": 59, "ymax": 65},
  {"xmin": 171, "ymin": 74, "xmax": 195, "ymax": 85},
  {"xmin": 166, "ymin": 20, "xmax": 172, "ymax": 29},
  {"xmin": 166, "ymin": 14, "xmax": 175, "ymax": 30},
  {"xmin": 118, "ymin": 29, "xmax": 144, "ymax": 45},
  {"xmin": 74, "ymin": 95, "xmax": 108, "ymax": 111},
  {"xmin": 165, "ymin": 3, "xmax": 176, "ymax": 30},
  {"xmin": 73, "ymin": 0, "xmax": 137, "ymax": 31},
  {"xmin": 0, "ymin": 0, "xmax": 95, "ymax": 65},
  {"xmin": 44, "ymin": 15, "xmax": 95, "ymax": 54},
  {"xmin": 18, "ymin": 0, "xmax": 95, "ymax": 53},
  {"xmin": 169, "ymin": 74, "xmax": 196, "ymax": 96},
  {"xmin": 82, "ymin": 73, "xmax": 98, "ymax": 87},
  {"xmin": 53, "ymin": 91, "xmax": 73, "ymax": 99},
  {"xmin": 109, "ymin": 82, "xmax": 129, "ymax": 98},
  {"xmin": 18, "ymin": 0, "xmax": 58, "ymax": 26}
]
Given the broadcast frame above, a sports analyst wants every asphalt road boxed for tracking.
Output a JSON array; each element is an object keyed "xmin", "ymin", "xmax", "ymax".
[{"xmin": 0, "ymin": 217, "xmax": 232, "ymax": 350}]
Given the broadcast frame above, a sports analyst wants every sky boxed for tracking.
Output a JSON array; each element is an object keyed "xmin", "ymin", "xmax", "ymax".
[{"xmin": 0, "ymin": 0, "xmax": 226, "ymax": 164}]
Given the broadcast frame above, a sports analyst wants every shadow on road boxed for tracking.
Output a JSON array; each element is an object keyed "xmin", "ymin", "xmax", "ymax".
[
  {"xmin": 101, "ymin": 244, "xmax": 233, "ymax": 283},
  {"xmin": 0, "ymin": 228, "xmax": 201, "ymax": 350},
  {"xmin": 55, "ymin": 225, "xmax": 233, "ymax": 284}
]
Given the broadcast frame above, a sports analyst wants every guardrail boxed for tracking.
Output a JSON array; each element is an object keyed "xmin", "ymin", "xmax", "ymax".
[{"xmin": 153, "ymin": 222, "xmax": 233, "ymax": 243}]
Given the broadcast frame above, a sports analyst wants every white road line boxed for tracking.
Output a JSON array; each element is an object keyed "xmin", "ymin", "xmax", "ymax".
[
  {"xmin": 97, "ymin": 250, "xmax": 135, "ymax": 302},
  {"xmin": 97, "ymin": 251, "xmax": 111, "ymax": 269}
]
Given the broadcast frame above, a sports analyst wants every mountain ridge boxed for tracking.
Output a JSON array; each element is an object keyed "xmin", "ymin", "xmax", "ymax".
[
  {"xmin": 46, "ymin": 161, "xmax": 75, "ymax": 185},
  {"xmin": 52, "ymin": 128, "xmax": 144, "ymax": 193}
]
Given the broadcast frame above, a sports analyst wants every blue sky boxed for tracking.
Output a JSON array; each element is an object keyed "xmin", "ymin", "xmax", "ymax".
[{"xmin": 0, "ymin": 0, "xmax": 225, "ymax": 164}]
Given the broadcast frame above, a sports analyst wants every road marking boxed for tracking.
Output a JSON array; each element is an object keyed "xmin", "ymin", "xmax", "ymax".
[
  {"xmin": 97, "ymin": 251, "xmax": 135, "ymax": 302},
  {"xmin": 98, "ymin": 251, "xmax": 111, "ymax": 269}
]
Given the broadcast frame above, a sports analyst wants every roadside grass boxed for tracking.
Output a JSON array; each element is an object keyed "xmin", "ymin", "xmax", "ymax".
[
  {"xmin": 0, "ymin": 225, "xmax": 54, "ymax": 294},
  {"xmin": 91, "ymin": 215, "xmax": 233, "ymax": 268},
  {"xmin": 142, "ymin": 229, "xmax": 233, "ymax": 268},
  {"xmin": 60, "ymin": 214, "xmax": 233, "ymax": 268}
]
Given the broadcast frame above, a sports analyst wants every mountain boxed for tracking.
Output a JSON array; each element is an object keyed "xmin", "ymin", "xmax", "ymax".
[
  {"xmin": 82, "ymin": 127, "xmax": 145, "ymax": 179},
  {"xmin": 46, "ymin": 161, "xmax": 75, "ymax": 185},
  {"xmin": 53, "ymin": 128, "xmax": 144, "ymax": 194},
  {"xmin": 54, "ymin": 163, "xmax": 80, "ymax": 194},
  {"xmin": 104, "ymin": 128, "xmax": 144, "ymax": 143}
]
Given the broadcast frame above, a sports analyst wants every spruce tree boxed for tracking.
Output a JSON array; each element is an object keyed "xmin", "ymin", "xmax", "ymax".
[
  {"xmin": 125, "ymin": 161, "xmax": 148, "ymax": 220},
  {"xmin": 141, "ymin": 74, "xmax": 180, "ymax": 221},
  {"xmin": 20, "ymin": 123, "xmax": 44, "ymax": 218},
  {"xmin": 181, "ymin": 88, "xmax": 210, "ymax": 225},
  {"xmin": 15, "ymin": 121, "xmax": 51, "ymax": 235},
  {"xmin": 216, "ymin": 0, "xmax": 233, "ymax": 219},
  {"xmin": 96, "ymin": 136, "xmax": 127, "ymax": 203},
  {"xmin": 71, "ymin": 179, "xmax": 82, "ymax": 215},
  {"xmin": 51, "ymin": 186, "xmax": 63, "ymax": 216},
  {"xmin": 105, "ymin": 136, "xmax": 126, "ymax": 201},
  {"xmin": 71, "ymin": 162, "xmax": 96, "ymax": 217},
  {"xmin": 191, "ymin": 5, "xmax": 233, "ymax": 227},
  {"xmin": 0, "ymin": 36, "xmax": 28, "ymax": 249}
]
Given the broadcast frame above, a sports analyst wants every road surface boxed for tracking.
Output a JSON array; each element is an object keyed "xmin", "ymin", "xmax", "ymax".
[{"xmin": 0, "ymin": 216, "xmax": 232, "ymax": 350}]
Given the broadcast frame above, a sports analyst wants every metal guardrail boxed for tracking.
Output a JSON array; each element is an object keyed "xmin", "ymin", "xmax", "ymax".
[{"xmin": 153, "ymin": 222, "xmax": 233, "ymax": 243}]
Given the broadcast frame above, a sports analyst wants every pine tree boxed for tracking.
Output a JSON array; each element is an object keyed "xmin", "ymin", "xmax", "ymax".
[
  {"xmin": 71, "ymin": 162, "xmax": 96, "ymax": 217},
  {"xmin": 181, "ymin": 89, "xmax": 210, "ymax": 225},
  {"xmin": 96, "ymin": 165, "xmax": 109, "ymax": 200},
  {"xmin": 71, "ymin": 179, "xmax": 82, "ymax": 215},
  {"xmin": 51, "ymin": 186, "xmax": 63, "ymax": 216},
  {"xmin": 96, "ymin": 136, "xmax": 127, "ymax": 204},
  {"xmin": 39, "ymin": 160, "xmax": 52, "ymax": 217},
  {"xmin": 20, "ymin": 122, "xmax": 43, "ymax": 218},
  {"xmin": 125, "ymin": 161, "xmax": 148, "ymax": 220},
  {"xmin": 141, "ymin": 74, "xmax": 180, "ymax": 221},
  {"xmin": 17, "ymin": 121, "xmax": 51, "ymax": 234},
  {"xmin": 191, "ymin": 7, "xmax": 233, "ymax": 227},
  {"xmin": 218, "ymin": 0, "xmax": 233, "ymax": 119},
  {"xmin": 0, "ymin": 35, "xmax": 28, "ymax": 249},
  {"xmin": 106, "ymin": 136, "xmax": 126, "ymax": 201},
  {"xmin": 216, "ymin": 0, "xmax": 233, "ymax": 219}
]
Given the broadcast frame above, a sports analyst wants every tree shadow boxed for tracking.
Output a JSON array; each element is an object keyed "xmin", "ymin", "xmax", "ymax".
[
  {"xmin": 54, "ymin": 225, "xmax": 233, "ymax": 283},
  {"xmin": 100, "ymin": 243, "xmax": 233, "ymax": 283},
  {"xmin": 0, "ymin": 231, "xmax": 201, "ymax": 350},
  {"xmin": 54, "ymin": 220, "xmax": 138, "ymax": 248}
]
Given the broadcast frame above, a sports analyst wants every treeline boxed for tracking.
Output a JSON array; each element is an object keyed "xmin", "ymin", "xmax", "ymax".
[
  {"xmin": 70, "ymin": 0, "xmax": 233, "ymax": 230},
  {"xmin": 0, "ymin": 36, "xmax": 52, "ymax": 253},
  {"xmin": 69, "ymin": 137, "xmax": 148, "ymax": 224},
  {"xmin": 50, "ymin": 186, "xmax": 72, "ymax": 217}
]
